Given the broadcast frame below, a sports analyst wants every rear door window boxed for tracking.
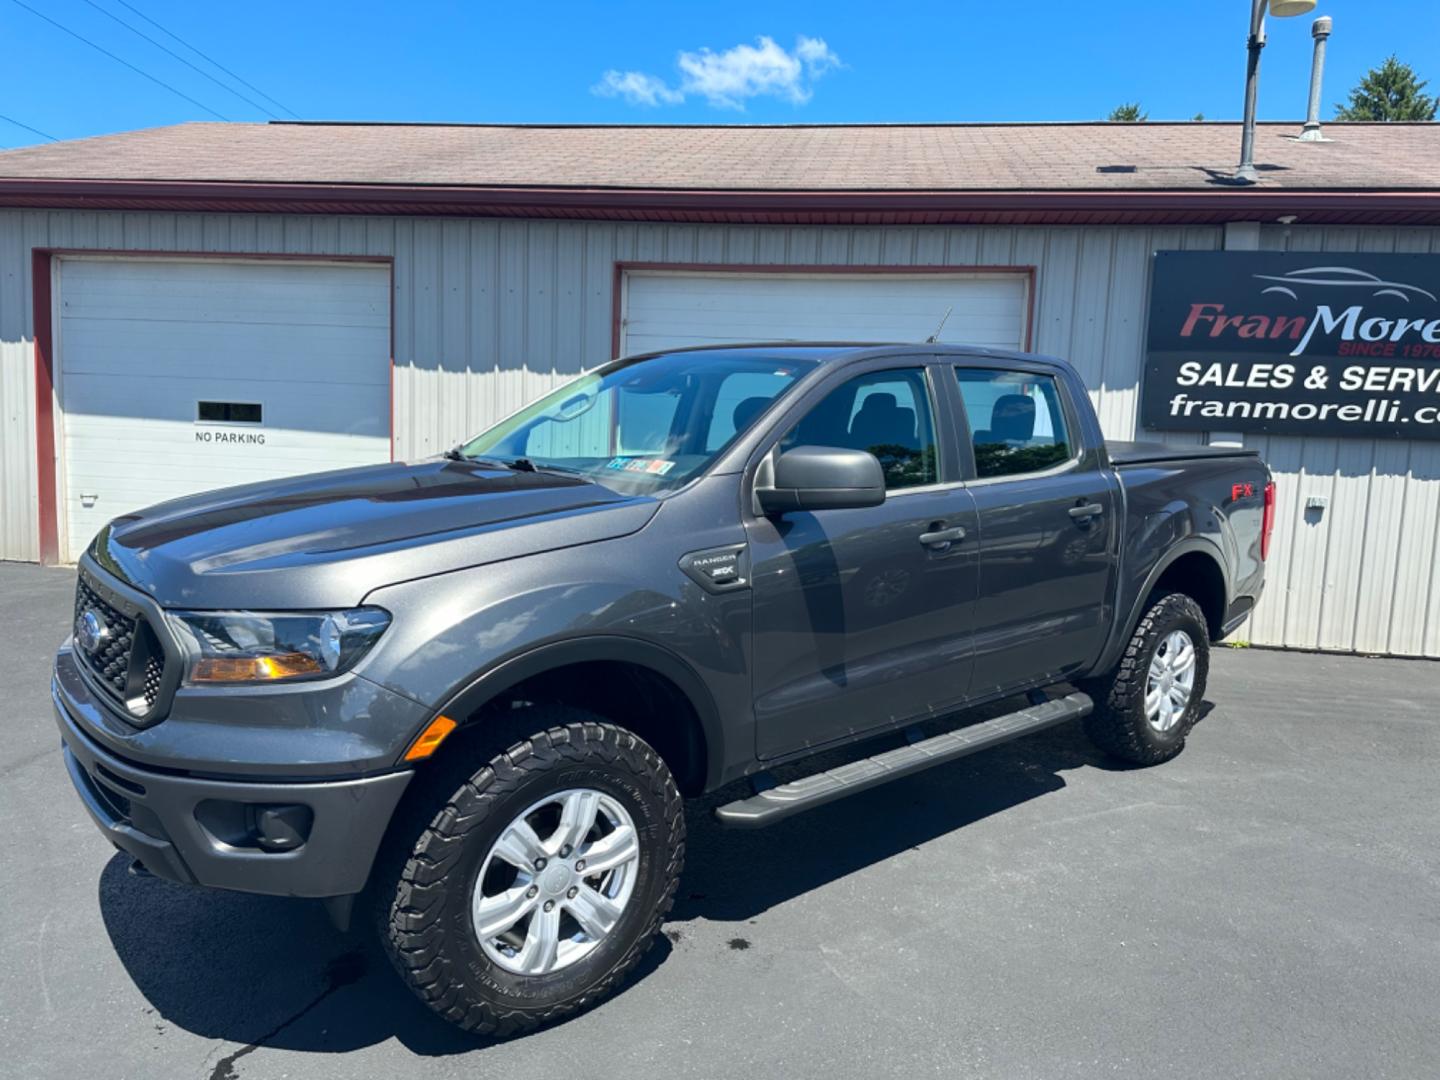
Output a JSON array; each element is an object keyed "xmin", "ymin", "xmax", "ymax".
[{"xmin": 954, "ymin": 368, "xmax": 1073, "ymax": 479}]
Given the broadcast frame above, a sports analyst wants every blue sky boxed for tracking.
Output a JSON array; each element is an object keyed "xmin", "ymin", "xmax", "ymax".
[{"xmin": 2, "ymin": 0, "xmax": 1435, "ymax": 147}]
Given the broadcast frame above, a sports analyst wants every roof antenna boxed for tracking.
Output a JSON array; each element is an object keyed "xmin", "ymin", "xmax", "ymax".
[{"xmin": 925, "ymin": 305, "xmax": 953, "ymax": 344}]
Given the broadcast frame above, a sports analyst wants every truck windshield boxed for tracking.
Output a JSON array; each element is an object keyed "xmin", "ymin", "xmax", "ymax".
[{"xmin": 457, "ymin": 351, "xmax": 818, "ymax": 493}]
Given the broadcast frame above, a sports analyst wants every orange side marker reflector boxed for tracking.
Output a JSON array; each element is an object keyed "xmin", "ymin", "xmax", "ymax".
[{"xmin": 404, "ymin": 715, "xmax": 457, "ymax": 761}]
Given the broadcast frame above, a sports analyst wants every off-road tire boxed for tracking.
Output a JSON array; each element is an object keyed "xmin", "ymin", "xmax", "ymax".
[
  {"xmin": 374, "ymin": 707, "xmax": 685, "ymax": 1035},
  {"xmin": 1079, "ymin": 592, "xmax": 1210, "ymax": 766}
]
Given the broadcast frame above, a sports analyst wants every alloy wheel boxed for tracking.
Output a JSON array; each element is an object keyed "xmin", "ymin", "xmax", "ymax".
[{"xmin": 471, "ymin": 788, "xmax": 640, "ymax": 976}]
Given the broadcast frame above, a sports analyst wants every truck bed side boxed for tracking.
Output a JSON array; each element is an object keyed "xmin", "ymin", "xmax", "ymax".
[{"xmin": 1090, "ymin": 442, "xmax": 1270, "ymax": 676}]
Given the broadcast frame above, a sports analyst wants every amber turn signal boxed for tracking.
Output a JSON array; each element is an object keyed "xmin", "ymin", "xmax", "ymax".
[
  {"xmin": 404, "ymin": 715, "xmax": 457, "ymax": 761},
  {"xmin": 190, "ymin": 653, "xmax": 324, "ymax": 682}
]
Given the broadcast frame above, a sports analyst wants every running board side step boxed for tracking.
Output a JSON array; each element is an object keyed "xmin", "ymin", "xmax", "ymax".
[{"xmin": 714, "ymin": 692, "xmax": 1092, "ymax": 828}]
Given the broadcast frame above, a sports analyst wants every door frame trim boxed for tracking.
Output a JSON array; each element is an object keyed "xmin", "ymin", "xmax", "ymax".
[
  {"xmin": 31, "ymin": 248, "xmax": 396, "ymax": 565},
  {"xmin": 611, "ymin": 262, "xmax": 1037, "ymax": 359}
]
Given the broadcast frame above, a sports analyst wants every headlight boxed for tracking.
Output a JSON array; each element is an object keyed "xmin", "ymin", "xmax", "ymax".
[{"xmin": 167, "ymin": 608, "xmax": 391, "ymax": 684}]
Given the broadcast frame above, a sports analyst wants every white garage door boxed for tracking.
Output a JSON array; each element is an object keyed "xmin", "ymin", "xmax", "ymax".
[
  {"xmin": 620, "ymin": 271, "xmax": 1029, "ymax": 356},
  {"xmin": 57, "ymin": 257, "xmax": 391, "ymax": 562}
]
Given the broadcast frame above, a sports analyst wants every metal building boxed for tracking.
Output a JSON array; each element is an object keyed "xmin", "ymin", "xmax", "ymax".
[{"xmin": 1, "ymin": 121, "xmax": 1437, "ymax": 655}]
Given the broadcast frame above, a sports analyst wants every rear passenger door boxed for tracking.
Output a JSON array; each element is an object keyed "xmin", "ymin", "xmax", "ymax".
[{"xmin": 946, "ymin": 362, "xmax": 1118, "ymax": 699}]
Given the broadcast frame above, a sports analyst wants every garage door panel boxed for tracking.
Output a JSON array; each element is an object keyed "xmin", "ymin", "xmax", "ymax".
[
  {"xmin": 626, "ymin": 305, "xmax": 1025, "ymax": 327},
  {"xmin": 62, "ymin": 378, "xmax": 389, "ymax": 437},
  {"xmin": 58, "ymin": 258, "xmax": 391, "ymax": 562},
  {"xmin": 60, "ymin": 324, "xmax": 389, "ymax": 384},
  {"xmin": 61, "ymin": 261, "xmax": 389, "ymax": 327},
  {"xmin": 634, "ymin": 288, "xmax": 1026, "ymax": 312},
  {"xmin": 634, "ymin": 277, "xmax": 1025, "ymax": 305},
  {"xmin": 623, "ymin": 272, "xmax": 1028, "ymax": 356}
]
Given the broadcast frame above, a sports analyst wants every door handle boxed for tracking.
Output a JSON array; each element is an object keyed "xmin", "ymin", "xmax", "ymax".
[
  {"xmin": 1068, "ymin": 503, "xmax": 1104, "ymax": 521},
  {"xmin": 918, "ymin": 525, "xmax": 966, "ymax": 547}
]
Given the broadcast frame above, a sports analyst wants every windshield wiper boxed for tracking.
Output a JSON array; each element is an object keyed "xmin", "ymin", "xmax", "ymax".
[
  {"xmin": 445, "ymin": 448, "xmax": 579, "ymax": 476},
  {"xmin": 443, "ymin": 446, "xmax": 512, "ymax": 469},
  {"xmin": 509, "ymin": 458, "xmax": 587, "ymax": 476}
]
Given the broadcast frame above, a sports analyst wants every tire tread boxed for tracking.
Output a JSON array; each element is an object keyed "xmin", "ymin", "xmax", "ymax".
[
  {"xmin": 1080, "ymin": 592, "xmax": 1209, "ymax": 766},
  {"xmin": 375, "ymin": 707, "xmax": 685, "ymax": 1036}
]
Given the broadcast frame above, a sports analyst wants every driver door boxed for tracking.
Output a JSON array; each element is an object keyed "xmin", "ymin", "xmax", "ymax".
[{"xmin": 745, "ymin": 361, "xmax": 979, "ymax": 760}]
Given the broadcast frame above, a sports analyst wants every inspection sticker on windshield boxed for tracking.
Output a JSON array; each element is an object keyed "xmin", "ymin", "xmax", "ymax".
[{"xmin": 605, "ymin": 457, "xmax": 676, "ymax": 475}]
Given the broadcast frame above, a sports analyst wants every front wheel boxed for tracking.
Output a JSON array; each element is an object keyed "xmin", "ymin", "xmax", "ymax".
[
  {"xmin": 1079, "ymin": 592, "xmax": 1210, "ymax": 766},
  {"xmin": 376, "ymin": 709, "xmax": 685, "ymax": 1035}
]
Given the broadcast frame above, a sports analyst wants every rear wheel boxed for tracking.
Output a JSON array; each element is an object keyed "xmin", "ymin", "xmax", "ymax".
[
  {"xmin": 376, "ymin": 708, "xmax": 685, "ymax": 1035},
  {"xmin": 1080, "ymin": 592, "xmax": 1210, "ymax": 766}
]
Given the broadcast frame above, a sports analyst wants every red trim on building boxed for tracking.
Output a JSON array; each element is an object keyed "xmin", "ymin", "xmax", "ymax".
[
  {"xmin": 29, "ymin": 249, "xmax": 396, "ymax": 563},
  {"xmin": 32, "ymin": 250, "xmax": 58, "ymax": 565},
  {"xmin": 1, "ymin": 179, "xmax": 1436, "ymax": 226},
  {"xmin": 610, "ymin": 262, "xmax": 1038, "ymax": 359}
]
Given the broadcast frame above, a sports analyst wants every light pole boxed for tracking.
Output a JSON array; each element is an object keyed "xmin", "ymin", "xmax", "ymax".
[{"xmin": 1235, "ymin": 0, "xmax": 1317, "ymax": 183}]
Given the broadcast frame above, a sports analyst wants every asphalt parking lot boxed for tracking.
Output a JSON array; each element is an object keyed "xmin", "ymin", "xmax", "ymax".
[{"xmin": 1, "ymin": 560, "xmax": 1437, "ymax": 1080}]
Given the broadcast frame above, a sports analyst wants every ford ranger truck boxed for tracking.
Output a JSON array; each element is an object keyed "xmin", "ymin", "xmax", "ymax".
[{"xmin": 53, "ymin": 343, "xmax": 1272, "ymax": 1035}]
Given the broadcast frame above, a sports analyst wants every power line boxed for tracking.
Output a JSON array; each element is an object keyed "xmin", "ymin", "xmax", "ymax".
[
  {"xmin": 0, "ymin": 113, "xmax": 59, "ymax": 142},
  {"xmin": 79, "ymin": 0, "xmax": 278, "ymax": 118},
  {"xmin": 113, "ymin": 0, "xmax": 300, "ymax": 119},
  {"xmin": 9, "ymin": 0, "xmax": 230, "ymax": 121}
]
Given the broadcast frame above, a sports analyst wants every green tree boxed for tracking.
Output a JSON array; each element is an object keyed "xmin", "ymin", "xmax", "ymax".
[
  {"xmin": 1107, "ymin": 103, "xmax": 1148, "ymax": 122},
  {"xmin": 1335, "ymin": 56, "xmax": 1437, "ymax": 121},
  {"xmin": 1192, "ymin": 112, "xmax": 1205, "ymax": 122}
]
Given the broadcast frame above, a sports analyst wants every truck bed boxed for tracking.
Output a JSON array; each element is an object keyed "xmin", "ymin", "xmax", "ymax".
[{"xmin": 1106, "ymin": 440, "xmax": 1261, "ymax": 466}]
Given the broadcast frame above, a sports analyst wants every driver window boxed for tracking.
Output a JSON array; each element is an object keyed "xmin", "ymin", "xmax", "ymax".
[{"xmin": 779, "ymin": 367, "xmax": 938, "ymax": 490}]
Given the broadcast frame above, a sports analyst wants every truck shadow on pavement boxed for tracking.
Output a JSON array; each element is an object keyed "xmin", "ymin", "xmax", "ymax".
[{"xmin": 98, "ymin": 709, "xmax": 1207, "ymax": 1060}]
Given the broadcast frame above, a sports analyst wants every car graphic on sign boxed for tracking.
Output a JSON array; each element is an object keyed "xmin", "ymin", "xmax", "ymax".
[{"xmin": 1253, "ymin": 265, "xmax": 1438, "ymax": 303}]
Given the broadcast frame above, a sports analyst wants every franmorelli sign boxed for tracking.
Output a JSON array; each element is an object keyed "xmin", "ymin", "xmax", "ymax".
[{"xmin": 1142, "ymin": 252, "xmax": 1440, "ymax": 440}]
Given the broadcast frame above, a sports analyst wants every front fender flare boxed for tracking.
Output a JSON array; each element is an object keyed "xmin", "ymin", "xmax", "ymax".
[{"xmin": 424, "ymin": 635, "xmax": 727, "ymax": 791}]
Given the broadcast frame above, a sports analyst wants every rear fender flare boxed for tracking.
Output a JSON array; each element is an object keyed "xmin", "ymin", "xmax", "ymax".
[{"xmin": 1092, "ymin": 537, "xmax": 1231, "ymax": 676}]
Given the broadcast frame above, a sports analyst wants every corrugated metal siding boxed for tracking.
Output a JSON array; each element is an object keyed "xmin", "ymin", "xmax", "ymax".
[
  {"xmin": 1236, "ymin": 225, "xmax": 1440, "ymax": 658},
  {"xmin": 1, "ymin": 210, "xmax": 1436, "ymax": 657}
]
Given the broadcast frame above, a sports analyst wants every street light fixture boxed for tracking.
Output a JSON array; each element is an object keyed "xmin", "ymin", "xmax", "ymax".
[{"xmin": 1235, "ymin": 0, "xmax": 1317, "ymax": 183}]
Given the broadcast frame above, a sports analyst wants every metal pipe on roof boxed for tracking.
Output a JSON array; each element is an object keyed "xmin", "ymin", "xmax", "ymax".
[{"xmin": 1298, "ymin": 16, "xmax": 1333, "ymax": 143}]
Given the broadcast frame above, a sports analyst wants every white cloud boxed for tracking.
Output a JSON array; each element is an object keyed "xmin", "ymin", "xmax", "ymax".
[
  {"xmin": 591, "ymin": 36, "xmax": 842, "ymax": 111},
  {"xmin": 592, "ymin": 69, "xmax": 685, "ymax": 107}
]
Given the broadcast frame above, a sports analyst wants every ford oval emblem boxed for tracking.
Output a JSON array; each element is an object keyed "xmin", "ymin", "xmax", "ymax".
[{"xmin": 77, "ymin": 609, "xmax": 109, "ymax": 654}]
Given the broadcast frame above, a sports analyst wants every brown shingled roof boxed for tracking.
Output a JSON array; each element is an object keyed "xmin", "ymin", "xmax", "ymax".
[{"xmin": 0, "ymin": 121, "xmax": 1435, "ymax": 225}]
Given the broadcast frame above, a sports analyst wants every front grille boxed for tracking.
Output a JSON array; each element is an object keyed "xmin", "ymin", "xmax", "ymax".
[
  {"xmin": 142, "ymin": 653, "xmax": 164, "ymax": 708},
  {"xmin": 74, "ymin": 575, "xmax": 138, "ymax": 699},
  {"xmin": 73, "ymin": 569, "xmax": 170, "ymax": 720}
]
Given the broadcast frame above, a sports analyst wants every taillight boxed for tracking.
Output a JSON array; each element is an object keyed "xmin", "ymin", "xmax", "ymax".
[{"xmin": 1261, "ymin": 481, "xmax": 1276, "ymax": 561}]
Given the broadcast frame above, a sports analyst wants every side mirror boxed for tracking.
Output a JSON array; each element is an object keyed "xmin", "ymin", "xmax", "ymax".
[{"xmin": 757, "ymin": 445, "xmax": 886, "ymax": 515}]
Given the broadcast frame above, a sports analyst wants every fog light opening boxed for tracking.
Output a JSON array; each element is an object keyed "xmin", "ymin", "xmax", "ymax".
[{"xmin": 252, "ymin": 804, "xmax": 314, "ymax": 853}]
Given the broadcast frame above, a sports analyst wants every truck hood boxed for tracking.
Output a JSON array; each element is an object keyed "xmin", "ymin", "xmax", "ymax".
[{"xmin": 91, "ymin": 459, "xmax": 660, "ymax": 609}]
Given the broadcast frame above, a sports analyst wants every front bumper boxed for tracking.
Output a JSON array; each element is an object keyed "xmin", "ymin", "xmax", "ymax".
[{"xmin": 54, "ymin": 677, "xmax": 412, "ymax": 898}]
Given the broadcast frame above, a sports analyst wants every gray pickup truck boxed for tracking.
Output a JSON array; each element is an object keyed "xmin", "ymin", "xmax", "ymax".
[{"xmin": 54, "ymin": 343, "xmax": 1272, "ymax": 1035}]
